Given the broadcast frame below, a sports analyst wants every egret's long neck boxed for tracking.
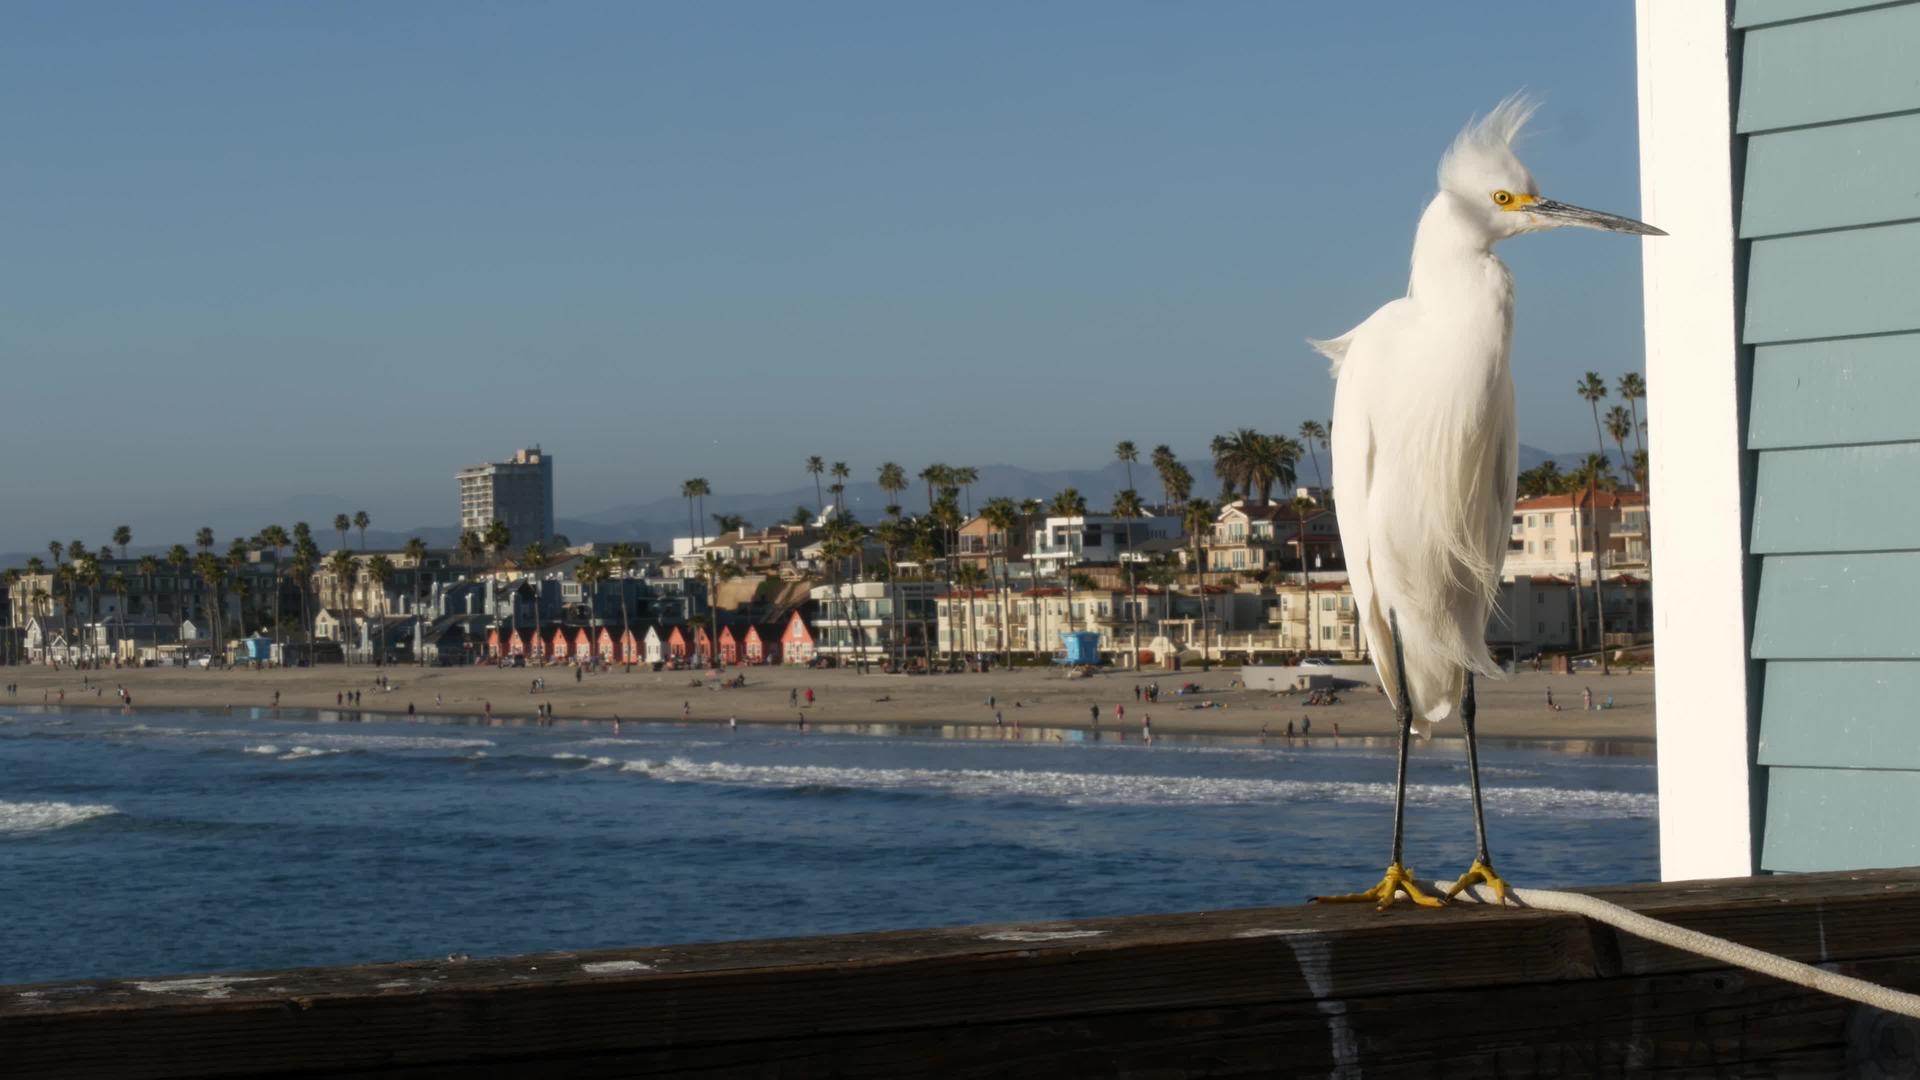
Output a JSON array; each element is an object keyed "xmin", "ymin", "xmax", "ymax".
[{"xmin": 1407, "ymin": 192, "xmax": 1502, "ymax": 301}]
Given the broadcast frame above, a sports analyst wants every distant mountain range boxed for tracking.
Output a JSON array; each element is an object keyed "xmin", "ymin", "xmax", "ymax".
[{"xmin": 0, "ymin": 446, "xmax": 1592, "ymax": 567}]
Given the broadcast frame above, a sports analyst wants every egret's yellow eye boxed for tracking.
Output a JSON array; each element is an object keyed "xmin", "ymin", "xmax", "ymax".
[{"xmin": 1492, "ymin": 190, "xmax": 1513, "ymax": 206}]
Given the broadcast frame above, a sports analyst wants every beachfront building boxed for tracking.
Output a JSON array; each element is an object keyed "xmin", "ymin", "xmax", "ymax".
[
  {"xmin": 457, "ymin": 446, "xmax": 555, "ymax": 544},
  {"xmin": 936, "ymin": 586, "xmax": 1177, "ymax": 660},
  {"xmin": 951, "ymin": 514, "xmax": 1032, "ymax": 578},
  {"xmin": 1503, "ymin": 490, "xmax": 1650, "ymax": 584},
  {"xmin": 1637, "ymin": 1, "xmax": 1920, "ymax": 880},
  {"xmin": 7, "ymin": 556, "xmax": 272, "ymax": 645},
  {"xmin": 1026, "ymin": 512, "xmax": 1182, "ymax": 578},
  {"xmin": 806, "ymin": 581, "xmax": 936, "ymax": 665},
  {"xmin": 778, "ymin": 611, "xmax": 814, "ymax": 665},
  {"xmin": 1202, "ymin": 501, "xmax": 1344, "ymax": 578}
]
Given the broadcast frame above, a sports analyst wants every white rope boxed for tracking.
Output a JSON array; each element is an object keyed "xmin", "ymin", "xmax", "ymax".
[{"xmin": 1442, "ymin": 882, "xmax": 1920, "ymax": 1020}]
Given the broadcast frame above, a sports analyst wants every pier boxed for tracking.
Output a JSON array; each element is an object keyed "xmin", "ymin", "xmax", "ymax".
[{"xmin": 6, "ymin": 868, "xmax": 1920, "ymax": 1077}]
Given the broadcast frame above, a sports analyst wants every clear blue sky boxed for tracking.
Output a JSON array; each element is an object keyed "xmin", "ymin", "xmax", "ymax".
[{"xmin": 2, "ymin": 1, "xmax": 1646, "ymax": 548}]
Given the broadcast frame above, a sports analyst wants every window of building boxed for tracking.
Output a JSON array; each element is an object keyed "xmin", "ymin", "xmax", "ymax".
[
  {"xmin": 1341, "ymin": 625, "xmax": 1353, "ymax": 640},
  {"xmin": 1544, "ymin": 513, "xmax": 1555, "ymax": 527},
  {"xmin": 1321, "ymin": 596, "xmax": 1335, "ymax": 611},
  {"xmin": 1229, "ymin": 523, "xmax": 1245, "ymax": 541},
  {"xmin": 1321, "ymin": 625, "xmax": 1334, "ymax": 641},
  {"xmin": 1525, "ymin": 514, "xmax": 1536, "ymax": 527},
  {"xmin": 1544, "ymin": 539, "xmax": 1555, "ymax": 556}
]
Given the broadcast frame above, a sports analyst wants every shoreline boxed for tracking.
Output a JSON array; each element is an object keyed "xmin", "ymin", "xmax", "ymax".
[{"xmin": 2, "ymin": 664, "xmax": 1656, "ymax": 745}]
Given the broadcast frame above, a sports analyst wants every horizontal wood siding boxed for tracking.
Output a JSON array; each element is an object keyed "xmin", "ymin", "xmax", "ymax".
[
  {"xmin": 1736, "ymin": 2, "xmax": 1920, "ymax": 132},
  {"xmin": 1744, "ymin": 222, "xmax": 1920, "ymax": 342},
  {"xmin": 1751, "ymin": 553, "xmax": 1920, "ymax": 658},
  {"xmin": 1751, "ymin": 444, "xmax": 1920, "ymax": 552},
  {"xmin": 1762, "ymin": 767, "xmax": 1920, "ymax": 870},
  {"xmin": 1734, "ymin": 0, "xmax": 1912, "ymax": 29},
  {"xmin": 1757, "ymin": 660, "xmax": 1920, "ymax": 767},
  {"xmin": 1741, "ymin": 112, "xmax": 1920, "ymax": 237},
  {"xmin": 1748, "ymin": 333, "xmax": 1920, "ymax": 448}
]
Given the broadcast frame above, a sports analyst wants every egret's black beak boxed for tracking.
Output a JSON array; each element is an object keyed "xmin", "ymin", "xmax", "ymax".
[{"xmin": 1530, "ymin": 198, "xmax": 1666, "ymax": 236}]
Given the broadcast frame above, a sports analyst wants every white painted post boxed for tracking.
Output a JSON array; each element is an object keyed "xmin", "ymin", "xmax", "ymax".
[{"xmin": 1635, "ymin": 0, "xmax": 1755, "ymax": 880}]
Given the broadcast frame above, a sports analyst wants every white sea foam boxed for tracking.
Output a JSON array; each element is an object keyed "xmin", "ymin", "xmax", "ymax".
[
  {"xmin": 0, "ymin": 800, "xmax": 119, "ymax": 834},
  {"xmin": 273, "ymin": 732, "xmax": 494, "ymax": 752},
  {"xmin": 551, "ymin": 752, "xmax": 618, "ymax": 768},
  {"xmin": 244, "ymin": 744, "xmax": 280, "ymax": 756},
  {"xmin": 278, "ymin": 746, "xmax": 341, "ymax": 761},
  {"xmin": 614, "ymin": 757, "xmax": 1657, "ymax": 818}
]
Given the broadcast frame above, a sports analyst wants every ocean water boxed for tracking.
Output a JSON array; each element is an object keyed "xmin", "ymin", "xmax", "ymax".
[{"xmin": 0, "ymin": 706, "xmax": 1657, "ymax": 986}]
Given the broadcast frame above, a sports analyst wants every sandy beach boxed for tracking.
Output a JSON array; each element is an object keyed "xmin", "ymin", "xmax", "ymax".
[{"xmin": 3, "ymin": 662, "xmax": 1654, "ymax": 744}]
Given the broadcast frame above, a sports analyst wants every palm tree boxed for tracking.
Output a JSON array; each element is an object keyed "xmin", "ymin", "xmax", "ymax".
[
  {"xmin": 1299, "ymin": 420, "xmax": 1329, "ymax": 493},
  {"xmin": 1150, "ymin": 446, "xmax": 1178, "ymax": 511},
  {"xmin": 1115, "ymin": 441, "xmax": 1138, "ymax": 493},
  {"xmin": 1577, "ymin": 372, "xmax": 1611, "ymax": 671},
  {"xmin": 325, "ymin": 549, "xmax": 358, "ymax": 662},
  {"xmin": 166, "ymin": 544, "xmax": 190, "ymax": 643},
  {"xmin": 108, "ymin": 572, "xmax": 130, "ymax": 661},
  {"xmin": 516, "ymin": 542, "xmax": 548, "ymax": 660},
  {"xmin": 830, "ymin": 462, "xmax": 850, "ymax": 512},
  {"xmin": 1, "ymin": 568, "xmax": 18, "ymax": 666},
  {"xmin": 954, "ymin": 563, "xmax": 988, "ymax": 660},
  {"xmin": 806, "ymin": 456, "xmax": 826, "ymax": 515},
  {"xmin": 196, "ymin": 552, "xmax": 228, "ymax": 656},
  {"xmin": 608, "ymin": 542, "xmax": 636, "ymax": 664},
  {"xmin": 137, "ymin": 555, "xmax": 160, "ymax": 621},
  {"xmin": 1617, "ymin": 372, "xmax": 1647, "ymax": 458},
  {"xmin": 1605, "ymin": 406, "xmax": 1635, "ymax": 481},
  {"xmin": 1047, "ymin": 488, "xmax": 1087, "ymax": 653},
  {"xmin": 1291, "ymin": 495, "xmax": 1319, "ymax": 657},
  {"xmin": 257, "ymin": 525, "xmax": 290, "ymax": 662},
  {"xmin": 877, "ymin": 462, "xmax": 908, "ymax": 518},
  {"xmin": 909, "ymin": 520, "xmax": 940, "ymax": 663},
  {"xmin": 1518, "ymin": 460, "xmax": 1563, "ymax": 498},
  {"xmin": 1111, "ymin": 488, "xmax": 1145, "ymax": 667},
  {"xmin": 333, "ymin": 514, "xmax": 351, "ymax": 551},
  {"xmin": 919, "ymin": 464, "xmax": 949, "ymax": 512},
  {"xmin": 1182, "ymin": 498, "xmax": 1217, "ymax": 669},
  {"xmin": 353, "ymin": 511, "xmax": 371, "ymax": 550},
  {"xmin": 980, "ymin": 497, "xmax": 1020, "ymax": 667},
  {"xmin": 365, "ymin": 555, "xmax": 395, "ymax": 664},
  {"xmin": 951, "ymin": 466, "xmax": 979, "ymax": 516},
  {"xmin": 873, "ymin": 519, "xmax": 906, "ymax": 668},
  {"xmin": 458, "ymin": 530, "xmax": 484, "ymax": 569},
  {"xmin": 576, "ymin": 554, "xmax": 605, "ymax": 663},
  {"xmin": 113, "ymin": 525, "xmax": 132, "ymax": 561}
]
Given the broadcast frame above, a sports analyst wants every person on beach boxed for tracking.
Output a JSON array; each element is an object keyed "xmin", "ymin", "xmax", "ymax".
[
  {"xmin": 435, "ymin": 694, "xmax": 442, "ymax": 707},
  {"xmin": 1302, "ymin": 716, "xmax": 1311, "ymax": 735},
  {"xmin": 682, "ymin": 701, "xmax": 691, "ymax": 720},
  {"xmin": 995, "ymin": 709, "xmax": 1004, "ymax": 727},
  {"xmin": 1116, "ymin": 704, "xmax": 1125, "ymax": 724},
  {"xmin": 337, "ymin": 691, "xmax": 343, "ymax": 706},
  {"xmin": 1546, "ymin": 687, "xmax": 1555, "ymax": 710},
  {"xmin": 1583, "ymin": 686, "xmax": 1594, "ymax": 711},
  {"xmin": 804, "ymin": 687, "xmax": 814, "ymax": 706},
  {"xmin": 614, "ymin": 715, "xmax": 622, "ymax": 734},
  {"xmin": 1090, "ymin": 704, "xmax": 1100, "ymax": 727},
  {"xmin": 484, "ymin": 700, "xmax": 492, "ymax": 717},
  {"xmin": 728, "ymin": 716, "xmax": 736, "ymax": 731},
  {"xmin": 407, "ymin": 702, "xmax": 415, "ymax": 715},
  {"xmin": 789, "ymin": 687, "xmax": 798, "ymax": 707}
]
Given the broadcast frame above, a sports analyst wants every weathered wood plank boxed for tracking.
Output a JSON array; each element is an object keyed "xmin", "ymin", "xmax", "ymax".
[
  {"xmin": 1760, "ymin": 660, "xmax": 1920, "ymax": 767},
  {"xmin": 1742, "ymin": 111, "xmax": 1920, "ymax": 237},
  {"xmin": 1744, "ymin": 223, "xmax": 1920, "ymax": 344},
  {"xmin": 1752, "ymin": 443, "xmax": 1920, "ymax": 552},
  {"xmin": 1737, "ymin": 2, "xmax": 1920, "ymax": 132},
  {"xmin": 1764, "ymin": 770, "xmax": 1920, "ymax": 870},
  {"xmin": 1749, "ymin": 333, "xmax": 1920, "ymax": 449},
  {"xmin": 1752, "ymin": 552, "xmax": 1920, "ymax": 657},
  {"xmin": 1735, "ymin": 0, "xmax": 1919, "ymax": 30},
  {"xmin": 7, "ymin": 871, "xmax": 1920, "ymax": 1077}
]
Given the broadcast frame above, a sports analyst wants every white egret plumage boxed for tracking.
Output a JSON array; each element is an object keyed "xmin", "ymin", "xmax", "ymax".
[{"xmin": 1309, "ymin": 97, "xmax": 1663, "ymax": 910}]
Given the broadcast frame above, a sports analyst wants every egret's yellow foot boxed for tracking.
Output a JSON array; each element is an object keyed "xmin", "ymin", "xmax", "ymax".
[
  {"xmin": 1312, "ymin": 864, "xmax": 1446, "ymax": 911},
  {"xmin": 1446, "ymin": 859, "xmax": 1514, "ymax": 906}
]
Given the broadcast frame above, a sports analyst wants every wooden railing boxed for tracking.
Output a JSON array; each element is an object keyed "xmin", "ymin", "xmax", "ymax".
[{"xmin": 5, "ymin": 869, "xmax": 1920, "ymax": 1077}]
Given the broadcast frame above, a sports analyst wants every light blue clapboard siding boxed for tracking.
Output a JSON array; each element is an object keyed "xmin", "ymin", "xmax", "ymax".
[
  {"xmin": 1741, "ymin": 112, "xmax": 1920, "ymax": 237},
  {"xmin": 1751, "ymin": 443, "xmax": 1920, "ymax": 552},
  {"xmin": 1759, "ymin": 661, "xmax": 1920, "ymax": 768},
  {"xmin": 1735, "ymin": 0, "xmax": 1912, "ymax": 29},
  {"xmin": 1737, "ymin": 2, "xmax": 1920, "ymax": 132},
  {"xmin": 1744, "ymin": 222, "xmax": 1920, "ymax": 343},
  {"xmin": 1737, "ymin": 0, "xmax": 1920, "ymax": 876},
  {"xmin": 1749, "ymin": 333, "xmax": 1920, "ymax": 449},
  {"xmin": 1762, "ymin": 766, "xmax": 1920, "ymax": 871},
  {"xmin": 1751, "ymin": 552, "xmax": 1920, "ymax": 659}
]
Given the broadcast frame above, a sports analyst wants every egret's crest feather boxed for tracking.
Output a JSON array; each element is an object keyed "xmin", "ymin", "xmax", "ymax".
[{"xmin": 1437, "ymin": 93, "xmax": 1539, "ymax": 198}]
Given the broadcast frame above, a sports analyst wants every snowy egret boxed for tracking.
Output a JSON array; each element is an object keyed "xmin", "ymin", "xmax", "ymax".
[{"xmin": 1308, "ymin": 98, "xmax": 1662, "ymax": 910}]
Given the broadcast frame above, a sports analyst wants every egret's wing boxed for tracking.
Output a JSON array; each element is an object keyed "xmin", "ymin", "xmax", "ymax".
[{"xmin": 1323, "ymin": 301, "xmax": 1409, "ymax": 712}]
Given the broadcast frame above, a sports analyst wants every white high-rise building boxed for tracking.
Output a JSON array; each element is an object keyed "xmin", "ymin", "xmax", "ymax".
[{"xmin": 458, "ymin": 447, "xmax": 555, "ymax": 544}]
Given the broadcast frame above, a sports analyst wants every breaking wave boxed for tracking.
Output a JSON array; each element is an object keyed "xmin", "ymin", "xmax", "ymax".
[
  {"xmin": 0, "ymin": 800, "xmax": 120, "ymax": 835},
  {"xmin": 613, "ymin": 757, "xmax": 1656, "ymax": 818}
]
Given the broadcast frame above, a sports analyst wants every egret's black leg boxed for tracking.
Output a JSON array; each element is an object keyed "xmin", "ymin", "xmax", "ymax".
[
  {"xmin": 1447, "ymin": 672, "xmax": 1513, "ymax": 905},
  {"xmin": 1312, "ymin": 610, "xmax": 1443, "ymax": 910}
]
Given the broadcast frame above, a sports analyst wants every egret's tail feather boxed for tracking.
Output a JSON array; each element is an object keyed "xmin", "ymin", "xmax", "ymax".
[{"xmin": 1308, "ymin": 334, "xmax": 1354, "ymax": 378}]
